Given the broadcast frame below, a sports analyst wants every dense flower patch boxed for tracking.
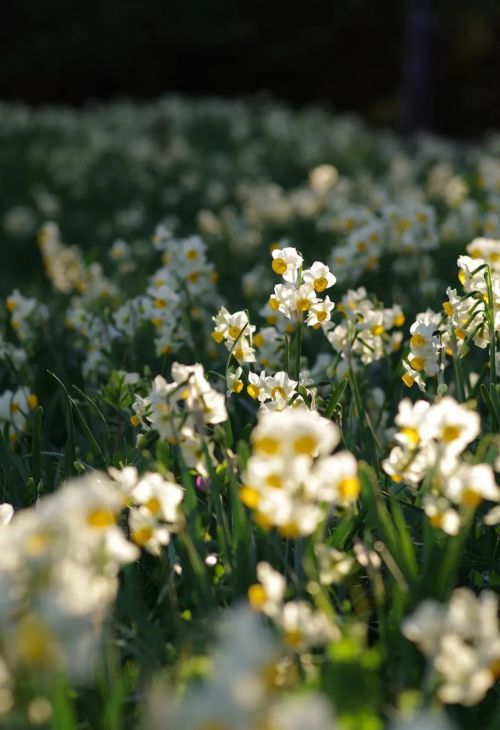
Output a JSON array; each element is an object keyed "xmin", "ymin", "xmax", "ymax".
[{"xmin": 0, "ymin": 97, "xmax": 499, "ymax": 729}]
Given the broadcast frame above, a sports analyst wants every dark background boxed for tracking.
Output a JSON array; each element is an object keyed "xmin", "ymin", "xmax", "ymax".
[{"xmin": 1, "ymin": 0, "xmax": 499, "ymax": 137}]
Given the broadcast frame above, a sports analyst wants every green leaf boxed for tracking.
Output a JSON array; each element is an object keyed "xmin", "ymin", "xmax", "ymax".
[
  {"xmin": 31, "ymin": 405, "xmax": 43, "ymax": 492},
  {"xmin": 47, "ymin": 371, "xmax": 76, "ymax": 479},
  {"xmin": 324, "ymin": 379, "xmax": 348, "ymax": 419},
  {"xmin": 481, "ymin": 384, "xmax": 499, "ymax": 430}
]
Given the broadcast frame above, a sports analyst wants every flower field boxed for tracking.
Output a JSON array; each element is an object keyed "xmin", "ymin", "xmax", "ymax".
[{"xmin": 1, "ymin": 96, "xmax": 500, "ymax": 729}]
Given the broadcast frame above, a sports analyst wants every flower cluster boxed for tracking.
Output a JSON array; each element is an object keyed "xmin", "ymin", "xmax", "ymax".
[
  {"xmin": 39, "ymin": 222, "xmax": 118, "ymax": 303},
  {"xmin": 383, "ymin": 397, "xmax": 499, "ymax": 533},
  {"xmin": 245, "ymin": 370, "xmax": 301, "ymax": 411},
  {"xmin": 0, "ymin": 474, "xmax": 138, "ymax": 686},
  {"xmin": 212, "ymin": 306, "xmax": 256, "ymax": 363},
  {"xmin": 327, "ymin": 287, "xmax": 405, "ymax": 376},
  {"xmin": 146, "ymin": 606, "xmax": 336, "ymax": 730},
  {"xmin": 132, "ymin": 362, "xmax": 227, "ymax": 477},
  {"xmin": 403, "ymin": 237, "xmax": 500, "ymax": 391},
  {"xmin": 0, "ymin": 386, "xmax": 38, "ymax": 441},
  {"xmin": 328, "ymin": 204, "xmax": 438, "ymax": 285},
  {"xmin": 65, "ymin": 305, "xmax": 121, "ymax": 379},
  {"xmin": 402, "ymin": 310, "xmax": 442, "ymax": 391},
  {"xmin": 110, "ymin": 467, "xmax": 184, "ymax": 555},
  {"xmin": 403, "ymin": 588, "xmax": 500, "ymax": 705},
  {"xmin": 268, "ymin": 246, "xmax": 336, "ymax": 327},
  {"xmin": 241, "ymin": 407, "xmax": 359, "ymax": 536},
  {"xmin": 6, "ymin": 289, "xmax": 49, "ymax": 344},
  {"xmin": 146, "ymin": 228, "xmax": 219, "ymax": 356},
  {"xmin": 248, "ymin": 562, "xmax": 339, "ymax": 650}
]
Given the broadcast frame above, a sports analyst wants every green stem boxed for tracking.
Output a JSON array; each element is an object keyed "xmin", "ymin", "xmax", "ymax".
[
  {"xmin": 453, "ymin": 354, "xmax": 466, "ymax": 402},
  {"xmin": 294, "ymin": 317, "xmax": 303, "ymax": 384},
  {"xmin": 485, "ymin": 266, "xmax": 497, "ymax": 387}
]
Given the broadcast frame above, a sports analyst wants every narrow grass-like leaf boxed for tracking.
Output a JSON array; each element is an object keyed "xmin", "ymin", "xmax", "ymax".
[
  {"xmin": 324, "ymin": 379, "xmax": 348, "ymax": 420},
  {"xmin": 47, "ymin": 371, "xmax": 76, "ymax": 478},
  {"xmin": 481, "ymin": 384, "xmax": 499, "ymax": 430},
  {"xmin": 50, "ymin": 674, "xmax": 77, "ymax": 730},
  {"xmin": 31, "ymin": 405, "xmax": 43, "ymax": 491}
]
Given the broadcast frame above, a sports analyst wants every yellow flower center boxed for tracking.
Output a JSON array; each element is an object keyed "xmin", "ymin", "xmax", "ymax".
[
  {"xmin": 296, "ymin": 298, "xmax": 311, "ymax": 312},
  {"xmin": 240, "ymin": 486, "xmax": 261, "ymax": 508},
  {"xmin": 187, "ymin": 271, "xmax": 200, "ymax": 283},
  {"xmin": 254, "ymin": 437, "xmax": 280, "ymax": 455},
  {"xmin": 231, "ymin": 380, "xmax": 244, "ymax": 393},
  {"xmin": 429, "ymin": 512, "xmax": 444, "ymax": 530},
  {"xmin": 266, "ymin": 473, "xmax": 282, "ymax": 489},
  {"xmin": 338, "ymin": 475, "xmax": 360, "ymax": 501},
  {"xmin": 279, "ymin": 522, "xmax": 301, "ymax": 539},
  {"xmin": 130, "ymin": 414, "xmax": 140, "ymax": 427},
  {"xmin": 283, "ymin": 628, "xmax": 303, "ymax": 647},
  {"xmin": 210, "ymin": 331, "xmax": 224, "ymax": 345},
  {"xmin": 462, "ymin": 488, "xmax": 482, "ymax": 509},
  {"xmin": 253, "ymin": 332, "xmax": 264, "ymax": 347},
  {"xmin": 313, "ymin": 276, "xmax": 328, "ymax": 292},
  {"xmin": 269, "ymin": 296, "xmax": 280, "ymax": 311},
  {"xmin": 458, "ymin": 270, "xmax": 466, "ymax": 285},
  {"xmin": 271, "ymin": 386, "xmax": 287, "ymax": 401},
  {"xmin": 443, "ymin": 302, "xmax": 453, "ymax": 316},
  {"xmin": 409, "ymin": 357, "xmax": 425, "ymax": 372},
  {"xmin": 228, "ymin": 325, "xmax": 241, "ymax": 339},
  {"xmin": 394, "ymin": 314, "xmax": 405, "ymax": 327},
  {"xmin": 86, "ymin": 508, "xmax": 116, "ymax": 529},
  {"xmin": 441, "ymin": 425, "xmax": 462, "ymax": 442},
  {"xmin": 155, "ymin": 298, "xmax": 167, "ymax": 309},
  {"xmin": 401, "ymin": 427, "xmax": 419, "ymax": 446},
  {"xmin": 248, "ymin": 583, "xmax": 267, "ymax": 609},
  {"xmin": 402, "ymin": 373, "xmax": 414, "ymax": 388},
  {"xmin": 370, "ymin": 324, "xmax": 384, "ymax": 336},
  {"xmin": 6, "ymin": 298, "xmax": 16, "ymax": 312},
  {"xmin": 186, "ymin": 248, "xmax": 198, "ymax": 260},
  {"xmin": 272, "ymin": 258, "xmax": 287, "ymax": 275},
  {"xmin": 410, "ymin": 333, "xmax": 426, "ymax": 348},
  {"xmin": 28, "ymin": 394, "xmax": 39, "ymax": 410},
  {"xmin": 247, "ymin": 384, "xmax": 261, "ymax": 399},
  {"xmin": 317, "ymin": 310, "xmax": 328, "ymax": 322},
  {"xmin": 132, "ymin": 527, "xmax": 154, "ymax": 546},
  {"xmin": 145, "ymin": 497, "xmax": 162, "ymax": 515},
  {"xmin": 293, "ymin": 435, "xmax": 317, "ymax": 455}
]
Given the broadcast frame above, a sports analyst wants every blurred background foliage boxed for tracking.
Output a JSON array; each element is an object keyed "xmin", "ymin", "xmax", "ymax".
[{"xmin": 1, "ymin": 0, "xmax": 499, "ymax": 138}]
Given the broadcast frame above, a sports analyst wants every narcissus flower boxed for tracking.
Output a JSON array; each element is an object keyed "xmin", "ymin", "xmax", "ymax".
[
  {"xmin": 241, "ymin": 407, "xmax": 358, "ymax": 536},
  {"xmin": 403, "ymin": 589, "xmax": 500, "ymax": 706},
  {"xmin": 271, "ymin": 246, "xmax": 303, "ymax": 283}
]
